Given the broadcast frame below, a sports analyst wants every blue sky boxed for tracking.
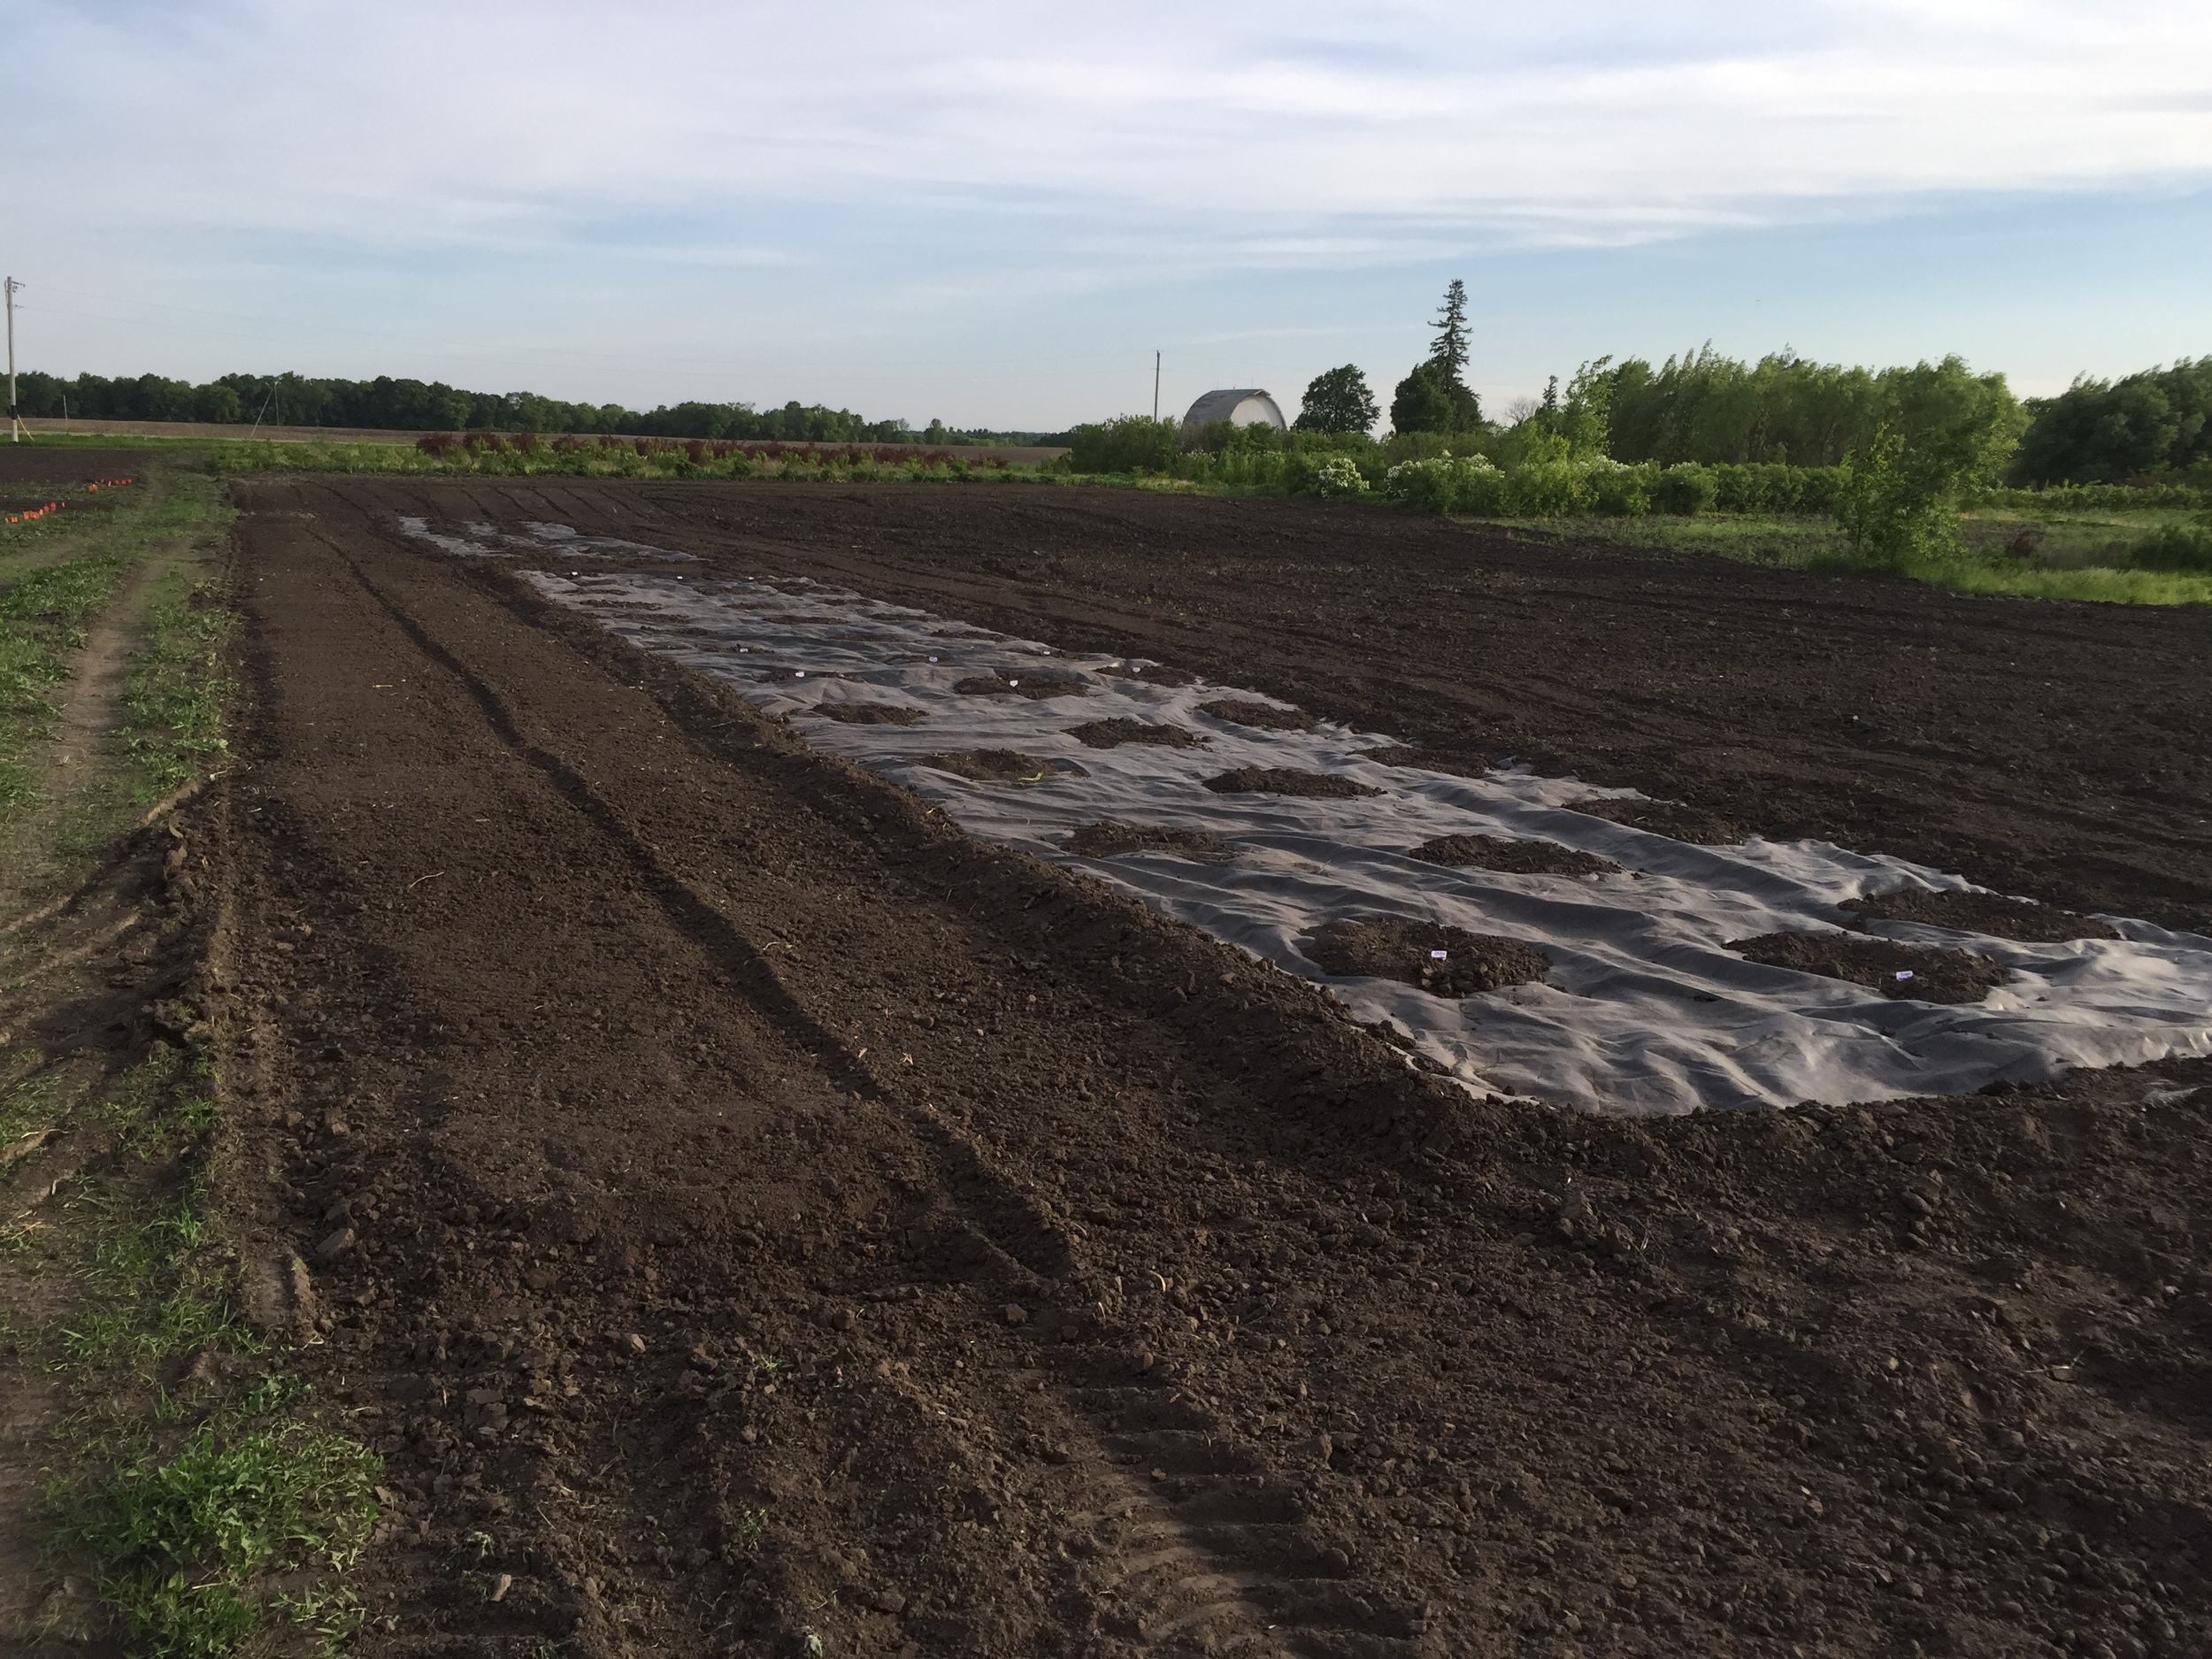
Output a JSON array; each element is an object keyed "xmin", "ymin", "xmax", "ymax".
[{"xmin": 5, "ymin": 1, "xmax": 2209, "ymax": 428}]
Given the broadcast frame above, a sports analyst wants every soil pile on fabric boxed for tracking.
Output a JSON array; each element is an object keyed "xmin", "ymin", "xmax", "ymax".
[
  {"xmin": 1304, "ymin": 918, "xmax": 1553, "ymax": 997},
  {"xmin": 811, "ymin": 702, "xmax": 926, "ymax": 726},
  {"xmin": 1198, "ymin": 698, "xmax": 1316, "ymax": 731},
  {"xmin": 1064, "ymin": 718, "xmax": 1203, "ymax": 750},
  {"xmin": 952, "ymin": 673, "xmax": 1089, "ymax": 700},
  {"xmin": 1732, "ymin": 930, "xmax": 2013, "ymax": 1003},
  {"xmin": 1844, "ymin": 887, "xmax": 2120, "ymax": 942},
  {"xmin": 919, "ymin": 749, "xmax": 1087, "ymax": 782},
  {"xmin": 1064, "ymin": 823, "xmax": 1227, "ymax": 858},
  {"xmin": 1409, "ymin": 833, "xmax": 1623, "ymax": 877},
  {"xmin": 1202, "ymin": 768, "xmax": 1381, "ymax": 799}
]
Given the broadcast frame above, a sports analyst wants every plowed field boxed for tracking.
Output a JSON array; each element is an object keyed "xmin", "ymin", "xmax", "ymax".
[{"xmin": 199, "ymin": 477, "xmax": 2211, "ymax": 1658}]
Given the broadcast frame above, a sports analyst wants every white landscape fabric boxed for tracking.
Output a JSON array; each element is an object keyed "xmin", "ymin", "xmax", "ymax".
[{"xmin": 402, "ymin": 518, "xmax": 2212, "ymax": 1114}]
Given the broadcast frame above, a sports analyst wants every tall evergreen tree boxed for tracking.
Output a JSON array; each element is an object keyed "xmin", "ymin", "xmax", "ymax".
[{"xmin": 1427, "ymin": 279, "xmax": 1471, "ymax": 384}]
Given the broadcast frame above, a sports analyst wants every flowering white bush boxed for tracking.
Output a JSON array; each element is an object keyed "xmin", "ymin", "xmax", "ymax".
[
  {"xmin": 1314, "ymin": 455, "xmax": 1370, "ymax": 497},
  {"xmin": 1386, "ymin": 453, "xmax": 1499, "ymax": 514}
]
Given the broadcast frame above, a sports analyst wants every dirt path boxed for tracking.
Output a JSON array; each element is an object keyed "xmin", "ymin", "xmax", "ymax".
[
  {"xmin": 189, "ymin": 480, "xmax": 2212, "ymax": 1659},
  {"xmin": 0, "ymin": 554, "xmax": 176, "ymax": 926}
]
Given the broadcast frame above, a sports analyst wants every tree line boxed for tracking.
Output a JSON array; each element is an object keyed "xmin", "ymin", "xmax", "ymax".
[
  {"xmin": 1286, "ymin": 284, "xmax": 2206, "ymax": 487},
  {"xmin": 8, "ymin": 369, "xmax": 1062, "ymax": 448}
]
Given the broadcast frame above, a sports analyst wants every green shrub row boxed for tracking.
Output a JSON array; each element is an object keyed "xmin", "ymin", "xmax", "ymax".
[{"xmin": 1982, "ymin": 481, "xmax": 2207, "ymax": 512}]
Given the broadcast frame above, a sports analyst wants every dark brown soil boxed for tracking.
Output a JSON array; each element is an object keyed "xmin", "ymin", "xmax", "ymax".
[
  {"xmin": 1202, "ymin": 768, "xmax": 1383, "ymax": 799},
  {"xmin": 175, "ymin": 473, "xmax": 2212, "ymax": 1659},
  {"xmin": 1197, "ymin": 697, "xmax": 1316, "ymax": 732},
  {"xmin": 1064, "ymin": 718, "xmax": 1203, "ymax": 750},
  {"xmin": 810, "ymin": 701, "xmax": 926, "ymax": 726},
  {"xmin": 1410, "ymin": 833, "xmax": 1624, "ymax": 877},
  {"xmin": 915, "ymin": 749, "xmax": 1087, "ymax": 783},
  {"xmin": 1303, "ymin": 919, "xmax": 1553, "ymax": 997},
  {"xmin": 1359, "ymin": 744, "xmax": 1424, "ymax": 766},
  {"xmin": 1097, "ymin": 662, "xmax": 1198, "ymax": 687},
  {"xmin": 498, "ymin": 482, "xmax": 2212, "ymax": 935},
  {"xmin": 1571, "ymin": 795, "xmax": 1746, "ymax": 846},
  {"xmin": 0, "ymin": 446, "xmax": 146, "ymax": 483},
  {"xmin": 1844, "ymin": 888, "xmax": 2121, "ymax": 943},
  {"xmin": 952, "ymin": 673, "xmax": 1089, "ymax": 700},
  {"xmin": 1064, "ymin": 824, "xmax": 1227, "ymax": 858},
  {"xmin": 1731, "ymin": 931, "xmax": 2014, "ymax": 1003}
]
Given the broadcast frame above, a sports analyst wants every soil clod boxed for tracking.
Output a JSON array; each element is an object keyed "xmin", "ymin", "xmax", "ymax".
[
  {"xmin": 1202, "ymin": 768, "xmax": 1380, "ymax": 799},
  {"xmin": 1064, "ymin": 718, "xmax": 1202, "ymax": 749},
  {"xmin": 1730, "ymin": 931, "xmax": 2012, "ymax": 1002},
  {"xmin": 1302, "ymin": 919, "xmax": 1551, "ymax": 996},
  {"xmin": 1409, "ymin": 833, "xmax": 1621, "ymax": 876}
]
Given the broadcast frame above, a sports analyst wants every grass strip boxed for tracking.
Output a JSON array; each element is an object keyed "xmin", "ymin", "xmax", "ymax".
[
  {"xmin": 0, "ymin": 555, "xmax": 132, "ymax": 809},
  {"xmin": 14, "ymin": 995, "xmax": 380, "ymax": 1659},
  {"xmin": 123, "ymin": 577, "xmax": 242, "ymax": 798}
]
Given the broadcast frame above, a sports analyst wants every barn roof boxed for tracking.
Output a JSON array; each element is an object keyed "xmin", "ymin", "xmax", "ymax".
[{"xmin": 1181, "ymin": 388, "xmax": 1282, "ymax": 428}]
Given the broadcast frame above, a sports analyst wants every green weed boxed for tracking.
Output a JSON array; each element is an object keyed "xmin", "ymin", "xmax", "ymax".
[
  {"xmin": 732, "ymin": 1506, "xmax": 768, "ymax": 1557},
  {"xmin": 56, "ymin": 1423, "xmax": 380, "ymax": 1659}
]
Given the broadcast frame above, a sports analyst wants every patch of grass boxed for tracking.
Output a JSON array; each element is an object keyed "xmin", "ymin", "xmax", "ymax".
[
  {"xmin": 0, "ymin": 554, "xmax": 132, "ymax": 806},
  {"xmin": 1923, "ymin": 562, "xmax": 2212, "ymax": 606},
  {"xmin": 123, "ymin": 577, "xmax": 242, "ymax": 797},
  {"xmin": 55, "ymin": 1421, "xmax": 380, "ymax": 1659},
  {"xmin": 1497, "ymin": 512, "xmax": 1852, "ymax": 569},
  {"xmin": 20, "ymin": 1048, "xmax": 381, "ymax": 1655},
  {"xmin": 1471, "ymin": 509, "xmax": 2212, "ymax": 606},
  {"xmin": 1, "ymin": 467, "xmax": 237, "ymax": 818}
]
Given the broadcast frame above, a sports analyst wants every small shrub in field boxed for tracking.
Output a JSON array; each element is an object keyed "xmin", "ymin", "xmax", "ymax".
[
  {"xmin": 1455, "ymin": 457, "xmax": 1506, "ymax": 514},
  {"xmin": 1069, "ymin": 416, "xmax": 1179, "ymax": 474},
  {"xmin": 1834, "ymin": 426, "xmax": 1956, "ymax": 570},
  {"xmin": 1505, "ymin": 457, "xmax": 1586, "ymax": 517},
  {"xmin": 1652, "ymin": 463, "xmax": 1716, "ymax": 515},
  {"xmin": 415, "ymin": 433, "xmax": 460, "ymax": 457},
  {"xmin": 1383, "ymin": 454, "xmax": 1498, "ymax": 514},
  {"xmin": 1313, "ymin": 456, "xmax": 1368, "ymax": 497},
  {"xmin": 1583, "ymin": 458, "xmax": 1650, "ymax": 516},
  {"xmin": 1385, "ymin": 457, "xmax": 1458, "ymax": 513},
  {"xmin": 2131, "ymin": 522, "xmax": 2212, "ymax": 572}
]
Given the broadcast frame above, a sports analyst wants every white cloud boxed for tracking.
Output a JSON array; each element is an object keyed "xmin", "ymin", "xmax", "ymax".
[
  {"xmin": 3, "ymin": 1, "xmax": 2207, "ymax": 417},
  {"xmin": 10, "ymin": 1, "xmax": 2211, "ymax": 257}
]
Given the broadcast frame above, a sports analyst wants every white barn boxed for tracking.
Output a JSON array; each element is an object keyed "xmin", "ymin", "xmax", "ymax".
[{"xmin": 1181, "ymin": 388, "xmax": 1286, "ymax": 435}]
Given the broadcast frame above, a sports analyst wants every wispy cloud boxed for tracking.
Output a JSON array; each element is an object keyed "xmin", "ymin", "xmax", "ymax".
[
  {"xmin": 4, "ymin": 1, "xmax": 2208, "ymax": 415},
  {"xmin": 17, "ymin": 2, "xmax": 2212, "ymax": 250}
]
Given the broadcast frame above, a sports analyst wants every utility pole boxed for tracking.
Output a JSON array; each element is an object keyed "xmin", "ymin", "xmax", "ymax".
[
  {"xmin": 5, "ymin": 277, "xmax": 21, "ymax": 442},
  {"xmin": 1153, "ymin": 350, "xmax": 1161, "ymax": 423}
]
